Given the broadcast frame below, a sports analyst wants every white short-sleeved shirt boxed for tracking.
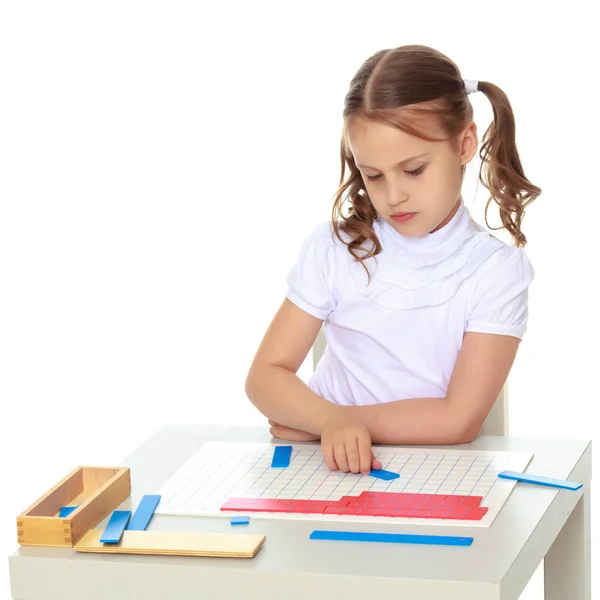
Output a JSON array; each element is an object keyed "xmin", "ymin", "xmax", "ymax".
[{"xmin": 285, "ymin": 201, "xmax": 534, "ymax": 406}]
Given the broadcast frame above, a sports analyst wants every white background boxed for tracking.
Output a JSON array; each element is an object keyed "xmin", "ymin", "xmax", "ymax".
[{"xmin": 0, "ymin": 2, "xmax": 597, "ymax": 598}]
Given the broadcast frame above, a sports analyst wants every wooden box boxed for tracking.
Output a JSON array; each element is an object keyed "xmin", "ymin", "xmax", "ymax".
[{"xmin": 17, "ymin": 466, "xmax": 131, "ymax": 547}]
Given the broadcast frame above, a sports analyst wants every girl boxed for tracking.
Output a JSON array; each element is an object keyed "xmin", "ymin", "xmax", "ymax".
[{"xmin": 245, "ymin": 44, "xmax": 541, "ymax": 476}]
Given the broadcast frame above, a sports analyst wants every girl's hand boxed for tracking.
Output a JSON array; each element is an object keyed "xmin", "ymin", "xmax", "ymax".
[
  {"xmin": 320, "ymin": 411, "xmax": 382, "ymax": 475},
  {"xmin": 268, "ymin": 420, "xmax": 321, "ymax": 442}
]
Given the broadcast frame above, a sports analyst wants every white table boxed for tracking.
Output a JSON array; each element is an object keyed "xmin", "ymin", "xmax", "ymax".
[{"xmin": 8, "ymin": 424, "xmax": 592, "ymax": 599}]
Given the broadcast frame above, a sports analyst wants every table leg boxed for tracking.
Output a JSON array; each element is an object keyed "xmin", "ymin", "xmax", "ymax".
[{"xmin": 544, "ymin": 486, "xmax": 591, "ymax": 600}]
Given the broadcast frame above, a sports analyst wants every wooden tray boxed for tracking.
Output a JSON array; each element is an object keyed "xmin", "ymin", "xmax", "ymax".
[{"xmin": 17, "ymin": 466, "xmax": 130, "ymax": 547}]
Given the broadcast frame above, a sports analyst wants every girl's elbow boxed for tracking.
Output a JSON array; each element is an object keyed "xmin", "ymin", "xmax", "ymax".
[
  {"xmin": 447, "ymin": 409, "xmax": 482, "ymax": 444},
  {"xmin": 245, "ymin": 366, "xmax": 263, "ymax": 406},
  {"xmin": 458, "ymin": 429, "xmax": 479, "ymax": 444},
  {"xmin": 245, "ymin": 364, "xmax": 274, "ymax": 418},
  {"xmin": 457, "ymin": 416, "xmax": 484, "ymax": 444}
]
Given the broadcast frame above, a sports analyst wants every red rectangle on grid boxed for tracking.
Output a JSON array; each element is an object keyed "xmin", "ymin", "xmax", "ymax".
[
  {"xmin": 275, "ymin": 503, "xmax": 298, "ymax": 512},
  {"xmin": 323, "ymin": 506, "xmax": 345, "ymax": 514},
  {"xmin": 462, "ymin": 506, "xmax": 488, "ymax": 520},
  {"xmin": 396, "ymin": 494, "xmax": 422, "ymax": 509},
  {"xmin": 287, "ymin": 500, "xmax": 313, "ymax": 511},
  {"xmin": 286, "ymin": 506, "xmax": 313, "ymax": 514},
  {"xmin": 442, "ymin": 495, "xmax": 481, "ymax": 507},
  {"xmin": 328, "ymin": 498, "xmax": 350, "ymax": 509},
  {"xmin": 425, "ymin": 494, "xmax": 449, "ymax": 506},
  {"xmin": 442, "ymin": 506, "xmax": 470, "ymax": 519},
  {"xmin": 434, "ymin": 499, "xmax": 463, "ymax": 512},
  {"xmin": 405, "ymin": 509, "xmax": 436, "ymax": 518},
  {"xmin": 426, "ymin": 511, "xmax": 452, "ymax": 519},
  {"xmin": 413, "ymin": 494, "xmax": 436, "ymax": 508},
  {"xmin": 222, "ymin": 493, "xmax": 488, "ymax": 519},
  {"xmin": 368, "ymin": 507, "xmax": 398, "ymax": 517},
  {"xmin": 254, "ymin": 500, "xmax": 285, "ymax": 511},
  {"xmin": 337, "ymin": 496, "xmax": 355, "ymax": 504},
  {"xmin": 390, "ymin": 509, "xmax": 421, "ymax": 518},
  {"xmin": 305, "ymin": 500, "xmax": 330, "ymax": 513},
  {"xmin": 459, "ymin": 495, "xmax": 484, "ymax": 507},
  {"xmin": 434, "ymin": 494, "xmax": 451, "ymax": 503},
  {"xmin": 372, "ymin": 492, "xmax": 399, "ymax": 505},
  {"xmin": 342, "ymin": 507, "xmax": 367, "ymax": 515},
  {"xmin": 358, "ymin": 491, "xmax": 379, "ymax": 502}
]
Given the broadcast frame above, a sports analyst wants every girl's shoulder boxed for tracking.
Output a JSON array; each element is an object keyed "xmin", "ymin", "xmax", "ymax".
[
  {"xmin": 470, "ymin": 222, "xmax": 534, "ymax": 281},
  {"xmin": 296, "ymin": 220, "xmax": 357, "ymax": 260},
  {"xmin": 303, "ymin": 220, "xmax": 349, "ymax": 245}
]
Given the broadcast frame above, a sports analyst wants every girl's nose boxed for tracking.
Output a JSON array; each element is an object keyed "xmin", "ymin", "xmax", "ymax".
[{"xmin": 386, "ymin": 183, "xmax": 408, "ymax": 208}]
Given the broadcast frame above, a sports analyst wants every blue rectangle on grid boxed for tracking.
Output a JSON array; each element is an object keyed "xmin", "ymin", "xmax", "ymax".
[
  {"xmin": 309, "ymin": 530, "xmax": 473, "ymax": 546},
  {"xmin": 59, "ymin": 505, "xmax": 79, "ymax": 517},
  {"xmin": 230, "ymin": 516, "xmax": 250, "ymax": 525},
  {"xmin": 271, "ymin": 445, "xmax": 292, "ymax": 468},
  {"xmin": 370, "ymin": 468, "xmax": 400, "ymax": 480},
  {"xmin": 100, "ymin": 510, "xmax": 131, "ymax": 543},
  {"xmin": 498, "ymin": 470, "xmax": 582, "ymax": 491},
  {"xmin": 127, "ymin": 495, "xmax": 161, "ymax": 531}
]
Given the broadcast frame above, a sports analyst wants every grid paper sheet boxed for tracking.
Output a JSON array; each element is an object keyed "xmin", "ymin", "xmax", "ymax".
[{"xmin": 155, "ymin": 441, "xmax": 533, "ymax": 527}]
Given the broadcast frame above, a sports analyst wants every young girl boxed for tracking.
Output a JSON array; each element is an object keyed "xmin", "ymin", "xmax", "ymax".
[{"xmin": 245, "ymin": 44, "xmax": 541, "ymax": 476}]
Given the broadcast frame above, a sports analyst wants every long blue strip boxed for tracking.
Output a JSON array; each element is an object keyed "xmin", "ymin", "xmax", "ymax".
[
  {"xmin": 127, "ymin": 495, "xmax": 161, "ymax": 531},
  {"xmin": 498, "ymin": 470, "xmax": 582, "ymax": 491},
  {"xmin": 309, "ymin": 530, "xmax": 473, "ymax": 546}
]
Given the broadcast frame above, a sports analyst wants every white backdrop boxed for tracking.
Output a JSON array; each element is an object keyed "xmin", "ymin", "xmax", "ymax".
[{"xmin": 1, "ymin": 2, "xmax": 597, "ymax": 598}]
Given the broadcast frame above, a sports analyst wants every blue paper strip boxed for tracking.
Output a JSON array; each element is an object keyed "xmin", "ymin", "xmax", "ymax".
[
  {"xmin": 100, "ymin": 510, "xmax": 131, "ymax": 544},
  {"xmin": 59, "ymin": 505, "xmax": 79, "ymax": 517},
  {"xmin": 127, "ymin": 495, "xmax": 161, "ymax": 531},
  {"xmin": 309, "ymin": 530, "xmax": 473, "ymax": 546},
  {"xmin": 498, "ymin": 470, "xmax": 582, "ymax": 491},
  {"xmin": 271, "ymin": 445, "xmax": 292, "ymax": 468},
  {"xmin": 370, "ymin": 468, "xmax": 400, "ymax": 480}
]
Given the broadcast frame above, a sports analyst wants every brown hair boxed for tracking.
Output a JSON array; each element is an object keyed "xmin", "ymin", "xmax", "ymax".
[{"xmin": 332, "ymin": 44, "xmax": 541, "ymax": 280}]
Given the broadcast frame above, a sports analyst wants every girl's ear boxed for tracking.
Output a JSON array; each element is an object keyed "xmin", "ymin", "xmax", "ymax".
[{"xmin": 460, "ymin": 122, "xmax": 478, "ymax": 166}]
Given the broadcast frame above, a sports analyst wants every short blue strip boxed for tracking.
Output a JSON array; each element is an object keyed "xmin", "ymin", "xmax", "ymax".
[
  {"xmin": 370, "ymin": 469, "xmax": 400, "ymax": 480},
  {"xmin": 59, "ymin": 505, "xmax": 79, "ymax": 517},
  {"xmin": 271, "ymin": 445, "xmax": 292, "ymax": 468},
  {"xmin": 100, "ymin": 510, "xmax": 131, "ymax": 543}
]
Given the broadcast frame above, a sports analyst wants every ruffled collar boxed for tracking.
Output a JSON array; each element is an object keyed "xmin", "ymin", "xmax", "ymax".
[
  {"xmin": 346, "ymin": 200, "xmax": 504, "ymax": 309},
  {"xmin": 374, "ymin": 199, "xmax": 472, "ymax": 268}
]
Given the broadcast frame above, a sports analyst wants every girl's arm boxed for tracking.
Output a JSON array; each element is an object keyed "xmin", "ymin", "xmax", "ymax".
[
  {"xmin": 245, "ymin": 299, "xmax": 339, "ymax": 435},
  {"xmin": 345, "ymin": 331, "xmax": 520, "ymax": 444},
  {"xmin": 247, "ymin": 300, "xmax": 519, "ymax": 450}
]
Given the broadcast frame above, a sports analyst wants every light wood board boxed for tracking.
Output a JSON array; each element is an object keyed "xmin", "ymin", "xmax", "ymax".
[{"xmin": 74, "ymin": 529, "xmax": 265, "ymax": 558}]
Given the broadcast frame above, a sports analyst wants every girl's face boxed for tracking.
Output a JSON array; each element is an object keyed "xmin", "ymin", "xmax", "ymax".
[{"xmin": 347, "ymin": 116, "xmax": 478, "ymax": 237}]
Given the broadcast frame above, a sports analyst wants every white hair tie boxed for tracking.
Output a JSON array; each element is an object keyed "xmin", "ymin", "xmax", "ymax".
[{"xmin": 463, "ymin": 79, "xmax": 479, "ymax": 94}]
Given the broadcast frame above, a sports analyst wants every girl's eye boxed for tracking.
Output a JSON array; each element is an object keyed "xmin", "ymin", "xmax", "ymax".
[
  {"xmin": 364, "ymin": 165, "xmax": 426, "ymax": 182},
  {"xmin": 407, "ymin": 165, "xmax": 426, "ymax": 176}
]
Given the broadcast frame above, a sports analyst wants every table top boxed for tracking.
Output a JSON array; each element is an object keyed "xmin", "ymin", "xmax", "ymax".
[{"xmin": 9, "ymin": 424, "xmax": 592, "ymax": 599}]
